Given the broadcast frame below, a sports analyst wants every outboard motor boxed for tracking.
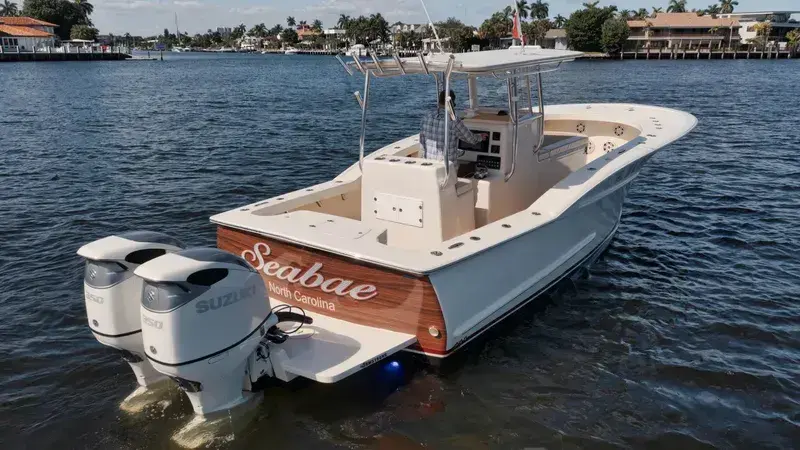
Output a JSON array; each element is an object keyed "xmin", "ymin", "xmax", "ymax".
[
  {"xmin": 135, "ymin": 248, "xmax": 277, "ymax": 416},
  {"xmin": 77, "ymin": 232, "xmax": 185, "ymax": 391}
]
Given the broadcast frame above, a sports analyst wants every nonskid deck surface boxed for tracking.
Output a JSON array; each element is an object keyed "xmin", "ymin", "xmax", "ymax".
[{"xmin": 212, "ymin": 103, "xmax": 696, "ymax": 275}]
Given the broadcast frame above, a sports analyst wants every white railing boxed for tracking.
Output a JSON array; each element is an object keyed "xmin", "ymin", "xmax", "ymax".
[{"xmin": 0, "ymin": 46, "xmax": 131, "ymax": 54}]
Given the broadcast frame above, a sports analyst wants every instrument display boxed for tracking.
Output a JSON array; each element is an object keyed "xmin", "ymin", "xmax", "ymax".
[{"xmin": 458, "ymin": 129, "xmax": 490, "ymax": 153}]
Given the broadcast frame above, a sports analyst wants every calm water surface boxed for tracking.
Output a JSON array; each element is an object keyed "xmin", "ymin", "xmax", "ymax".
[{"xmin": 1, "ymin": 54, "xmax": 799, "ymax": 449}]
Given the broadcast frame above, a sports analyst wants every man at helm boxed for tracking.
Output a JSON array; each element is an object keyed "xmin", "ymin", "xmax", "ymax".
[{"xmin": 419, "ymin": 90, "xmax": 487, "ymax": 165}]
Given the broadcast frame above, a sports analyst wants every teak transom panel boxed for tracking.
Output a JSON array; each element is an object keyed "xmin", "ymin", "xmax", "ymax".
[{"xmin": 217, "ymin": 226, "xmax": 447, "ymax": 354}]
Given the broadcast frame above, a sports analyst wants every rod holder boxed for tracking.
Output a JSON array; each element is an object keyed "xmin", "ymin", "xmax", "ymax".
[
  {"xmin": 392, "ymin": 52, "xmax": 407, "ymax": 75},
  {"xmin": 335, "ymin": 54, "xmax": 353, "ymax": 76},
  {"xmin": 351, "ymin": 53, "xmax": 366, "ymax": 74},
  {"xmin": 417, "ymin": 52, "xmax": 430, "ymax": 75},
  {"xmin": 370, "ymin": 52, "xmax": 385, "ymax": 74}
]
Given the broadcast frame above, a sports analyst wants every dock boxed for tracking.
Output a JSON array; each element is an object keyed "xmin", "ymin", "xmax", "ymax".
[
  {"xmin": 260, "ymin": 49, "xmax": 420, "ymax": 57},
  {"xmin": 0, "ymin": 46, "xmax": 131, "ymax": 62},
  {"xmin": 619, "ymin": 47, "xmax": 797, "ymax": 60}
]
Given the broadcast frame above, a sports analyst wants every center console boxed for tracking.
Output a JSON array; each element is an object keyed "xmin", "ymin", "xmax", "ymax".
[{"xmin": 457, "ymin": 112, "xmax": 510, "ymax": 176}]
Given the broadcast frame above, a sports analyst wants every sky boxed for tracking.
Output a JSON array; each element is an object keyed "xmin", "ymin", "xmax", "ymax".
[{"xmin": 90, "ymin": 0, "xmax": 800, "ymax": 36}]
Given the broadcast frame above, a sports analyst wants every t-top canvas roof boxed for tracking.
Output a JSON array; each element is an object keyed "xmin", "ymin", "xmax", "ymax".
[
  {"xmin": 429, "ymin": 48, "xmax": 583, "ymax": 73},
  {"xmin": 345, "ymin": 47, "xmax": 583, "ymax": 78}
]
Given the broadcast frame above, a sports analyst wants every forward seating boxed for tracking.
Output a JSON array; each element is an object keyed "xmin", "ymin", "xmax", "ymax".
[{"xmin": 361, "ymin": 156, "xmax": 475, "ymax": 250}]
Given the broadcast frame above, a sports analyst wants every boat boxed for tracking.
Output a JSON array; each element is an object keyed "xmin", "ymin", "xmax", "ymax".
[
  {"xmin": 345, "ymin": 43, "xmax": 366, "ymax": 57},
  {"xmin": 77, "ymin": 48, "xmax": 696, "ymax": 426},
  {"xmin": 284, "ymin": 47, "xmax": 299, "ymax": 55}
]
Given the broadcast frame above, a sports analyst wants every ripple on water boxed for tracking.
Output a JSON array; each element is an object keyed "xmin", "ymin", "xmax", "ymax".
[{"xmin": 1, "ymin": 56, "xmax": 799, "ymax": 449}]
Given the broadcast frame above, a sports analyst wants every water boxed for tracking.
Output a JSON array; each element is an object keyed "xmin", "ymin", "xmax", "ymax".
[{"xmin": 1, "ymin": 54, "xmax": 799, "ymax": 449}]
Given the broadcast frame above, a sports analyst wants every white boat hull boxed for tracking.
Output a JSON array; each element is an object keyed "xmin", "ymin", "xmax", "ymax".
[{"xmin": 426, "ymin": 170, "xmax": 635, "ymax": 354}]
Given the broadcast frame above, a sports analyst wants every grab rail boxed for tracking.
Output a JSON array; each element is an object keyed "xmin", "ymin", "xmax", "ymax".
[
  {"xmin": 533, "ymin": 72, "xmax": 545, "ymax": 155},
  {"xmin": 505, "ymin": 77, "xmax": 519, "ymax": 182},
  {"xmin": 440, "ymin": 54, "xmax": 455, "ymax": 189},
  {"xmin": 357, "ymin": 70, "xmax": 371, "ymax": 173}
]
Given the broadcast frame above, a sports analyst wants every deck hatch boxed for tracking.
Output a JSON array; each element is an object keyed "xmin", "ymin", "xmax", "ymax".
[{"xmin": 374, "ymin": 193, "xmax": 424, "ymax": 228}]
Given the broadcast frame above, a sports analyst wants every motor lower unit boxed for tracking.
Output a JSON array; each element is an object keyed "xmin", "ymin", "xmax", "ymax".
[{"xmin": 77, "ymin": 231, "xmax": 185, "ymax": 388}]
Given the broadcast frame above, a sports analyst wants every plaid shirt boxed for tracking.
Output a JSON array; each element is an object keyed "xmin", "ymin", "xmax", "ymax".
[{"xmin": 419, "ymin": 108, "xmax": 482, "ymax": 162}]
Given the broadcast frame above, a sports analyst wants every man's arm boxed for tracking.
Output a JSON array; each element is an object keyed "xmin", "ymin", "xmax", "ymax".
[{"xmin": 453, "ymin": 118, "xmax": 484, "ymax": 144}]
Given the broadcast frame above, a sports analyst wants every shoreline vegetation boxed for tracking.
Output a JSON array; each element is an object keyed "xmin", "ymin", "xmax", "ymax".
[{"xmin": 2, "ymin": 0, "xmax": 798, "ymax": 57}]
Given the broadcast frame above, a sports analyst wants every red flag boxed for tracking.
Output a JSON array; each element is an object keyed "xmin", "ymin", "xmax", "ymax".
[{"xmin": 512, "ymin": 9, "xmax": 526, "ymax": 46}]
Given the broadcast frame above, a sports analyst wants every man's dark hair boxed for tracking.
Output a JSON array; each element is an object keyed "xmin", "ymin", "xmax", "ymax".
[{"xmin": 438, "ymin": 90, "xmax": 456, "ymax": 107}]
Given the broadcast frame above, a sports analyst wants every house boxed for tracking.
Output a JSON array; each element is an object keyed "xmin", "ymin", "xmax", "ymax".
[
  {"xmin": 392, "ymin": 23, "xmax": 428, "ymax": 34},
  {"xmin": 0, "ymin": 16, "xmax": 57, "ymax": 51},
  {"xmin": 296, "ymin": 24, "xmax": 320, "ymax": 41},
  {"xmin": 322, "ymin": 28, "xmax": 346, "ymax": 49},
  {"xmin": 542, "ymin": 29, "xmax": 568, "ymax": 50},
  {"xmin": 324, "ymin": 28, "xmax": 346, "ymax": 40},
  {"xmin": 718, "ymin": 11, "xmax": 800, "ymax": 47},
  {"xmin": 238, "ymin": 35, "xmax": 263, "ymax": 51},
  {"xmin": 627, "ymin": 12, "xmax": 740, "ymax": 50}
]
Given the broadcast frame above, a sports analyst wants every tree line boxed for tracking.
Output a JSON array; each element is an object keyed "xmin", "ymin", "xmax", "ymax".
[
  {"xmin": 1, "ymin": 0, "xmax": 98, "ymax": 41},
  {"xmin": 12, "ymin": 0, "xmax": 797, "ymax": 54}
]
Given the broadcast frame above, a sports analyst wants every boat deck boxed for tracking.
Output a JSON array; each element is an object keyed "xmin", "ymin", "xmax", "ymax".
[{"xmin": 211, "ymin": 103, "xmax": 697, "ymax": 274}]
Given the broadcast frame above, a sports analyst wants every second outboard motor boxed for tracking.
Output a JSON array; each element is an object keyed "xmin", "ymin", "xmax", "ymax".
[
  {"xmin": 77, "ymin": 232, "xmax": 185, "ymax": 394},
  {"xmin": 135, "ymin": 248, "xmax": 275, "ymax": 416}
]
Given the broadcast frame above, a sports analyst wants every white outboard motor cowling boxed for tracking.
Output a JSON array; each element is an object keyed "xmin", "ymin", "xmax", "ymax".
[
  {"xmin": 77, "ymin": 231, "xmax": 184, "ymax": 388},
  {"xmin": 135, "ymin": 248, "xmax": 276, "ymax": 416}
]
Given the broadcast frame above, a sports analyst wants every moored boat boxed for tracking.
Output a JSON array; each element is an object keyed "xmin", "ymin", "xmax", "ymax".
[{"xmin": 77, "ymin": 47, "xmax": 696, "ymax": 426}]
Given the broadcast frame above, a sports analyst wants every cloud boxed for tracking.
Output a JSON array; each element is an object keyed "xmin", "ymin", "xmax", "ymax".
[
  {"xmin": 229, "ymin": 6, "xmax": 275, "ymax": 14},
  {"xmin": 174, "ymin": 0, "xmax": 203, "ymax": 7},
  {"xmin": 103, "ymin": 0, "xmax": 205, "ymax": 10},
  {"xmin": 103, "ymin": 0, "xmax": 163, "ymax": 10},
  {"xmin": 303, "ymin": 0, "xmax": 419, "ymax": 17}
]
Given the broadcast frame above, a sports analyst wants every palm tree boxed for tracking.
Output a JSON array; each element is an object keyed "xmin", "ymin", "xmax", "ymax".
[
  {"xmin": 530, "ymin": 0, "xmax": 549, "ymax": 20},
  {"xmin": 651, "ymin": 6, "xmax": 663, "ymax": 17},
  {"xmin": 667, "ymin": 0, "xmax": 687, "ymax": 13},
  {"xmin": 312, "ymin": 19, "xmax": 323, "ymax": 32},
  {"xmin": 786, "ymin": 29, "xmax": 800, "ymax": 55},
  {"xmin": 618, "ymin": 9, "xmax": 632, "ymax": 19},
  {"xmin": 553, "ymin": 14, "xmax": 566, "ymax": 28},
  {"xmin": 752, "ymin": 21, "xmax": 771, "ymax": 49},
  {"xmin": 299, "ymin": 20, "xmax": 308, "ymax": 26},
  {"xmin": 74, "ymin": 0, "xmax": 94, "ymax": 21},
  {"xmin": 0, "ymin": 0, "xmax": 19, "ymax": 16},
  {"xmin": 719, "ymin": 0, "xmax": 737, "ymax": 14},
  {"xmin": 705, "ymin": 4, "xmax": 721, "ymax": 16},
  {"xmin": 337, "ymin": 14, "xmax": 351, "ymax": 30},
  {"xmin": 516, "ymin": 1, "xmax": 529, "ymax": 19},
  {"xmin": 502, "ymin": 6, "xmax": 514, "ymax": 20},
  {"xmin": 583, "ymin": 1, "xmax": 600, "ymax": 9},
  {"xmin": 286, "ymin": 16, "xmax": 296, "ymax": 27},
  {"xmin": 634, "ymin": 8, "xmax": 649, "ymax": 19}
]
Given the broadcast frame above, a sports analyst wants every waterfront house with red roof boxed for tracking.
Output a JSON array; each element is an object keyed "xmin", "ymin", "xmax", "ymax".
[
  {"xmin": 627, "ymin": 12, "xmax": 741, "ymax": 50},
  {"xmin": 0, "ymin": 17, "xmax": 57, "ymax": 51}
]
